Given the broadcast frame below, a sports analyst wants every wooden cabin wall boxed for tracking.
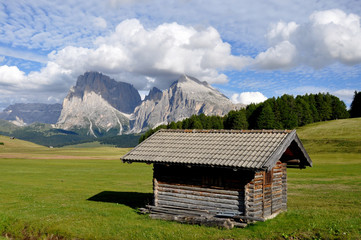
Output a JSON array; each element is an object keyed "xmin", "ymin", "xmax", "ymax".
[
  {"xmin": 153, "ymin": 164, "xmax": 253, "ymax": 216},
  {"xmin": 281, "ymin": 162, "xmax": 287, "ymax": 211},
  {"xmin": 245, "ymin": 161, "xmax": 287, "ymax": 220}
]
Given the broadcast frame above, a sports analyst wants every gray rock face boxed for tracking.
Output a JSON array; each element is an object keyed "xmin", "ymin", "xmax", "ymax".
[
  {"xmin": 130, "ymin": 75, "xmax": 244, "ymax": 133},
  {"xmin": 70, "ymin": 72, "xmax": 141, "ymax": 113},
  {"xmin": 56, "ymin": 91, "xmax": 130, "ymax": 136},
  {"xmin": 0, "ymin": 103, "xmax": 62, "ymax": 125},
  {"xmin": 56, "ymin": 72, "xmax": 139, "ymax": 136},
  {"xmin": 144, "ymin": 87, "xmax": 163, "ymax": 102}
]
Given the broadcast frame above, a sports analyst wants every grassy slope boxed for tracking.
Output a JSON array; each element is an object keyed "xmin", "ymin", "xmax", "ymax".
[{"xmin": 0, "ymin": 119, "xmax": 360, "ymax": 239}]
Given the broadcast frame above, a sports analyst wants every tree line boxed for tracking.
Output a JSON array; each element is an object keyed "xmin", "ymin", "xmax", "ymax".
[{"xmin": 139, "ymin": 92, "xmax": 359, "ymax": 143}]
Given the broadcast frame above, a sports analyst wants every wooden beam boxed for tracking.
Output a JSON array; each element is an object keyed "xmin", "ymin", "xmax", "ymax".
[{"xmin": 149, "ymin": 214, "xmax": 235, "ymax": 229}]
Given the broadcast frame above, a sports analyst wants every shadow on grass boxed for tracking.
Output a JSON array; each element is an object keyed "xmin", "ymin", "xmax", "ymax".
[{"xmin": 87, "ymin": 191, "xmax": 153, "ymax": 209}]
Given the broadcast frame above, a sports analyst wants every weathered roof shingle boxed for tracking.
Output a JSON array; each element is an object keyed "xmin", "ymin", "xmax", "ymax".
[{"xmin": 122, "ymin": 129, "xmax": 312, "ymax": 170}]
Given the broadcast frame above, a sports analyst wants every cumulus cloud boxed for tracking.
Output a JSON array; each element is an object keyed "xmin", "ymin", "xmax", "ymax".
[
  {"xmin": 231, "ymin": 92, "xmax": 268, "ymax": 105},
  {"xmin": 48, "ymin": 19, "xmax": 250, "ymax": 89},
  {"xmin": 255, "ymin": 9, "xmax": 361, "ymax": 69},
  {"xmin": 0, "ymin": 18, "xmax": 251, "ymax": 106},
  {"xmin": 0, "ymin": 65, "xmax": 26, "ymax": 87},
  {"xmin": 1, "ymin": 8, "xmax": 360, "ymax": 107}
]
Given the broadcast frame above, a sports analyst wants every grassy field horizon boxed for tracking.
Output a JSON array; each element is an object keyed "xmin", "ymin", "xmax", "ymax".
[{"xmin": 0, "ymin": 118, "xmax": 360, "ymax": 239}]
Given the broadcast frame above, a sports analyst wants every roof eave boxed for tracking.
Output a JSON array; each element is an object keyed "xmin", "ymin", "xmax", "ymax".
[
  {"xmin": 121, "ymin": 159, "xmax": 265, "ymax": 171},
  {"xmin": 262, "ymin": 130, "xmax": 312, "ymax": 170}
]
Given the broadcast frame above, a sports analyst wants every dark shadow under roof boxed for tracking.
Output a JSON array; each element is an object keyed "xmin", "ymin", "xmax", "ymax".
[{"xmin": 122, "ymin": 129, "xmax": 312, "ymax": 171}]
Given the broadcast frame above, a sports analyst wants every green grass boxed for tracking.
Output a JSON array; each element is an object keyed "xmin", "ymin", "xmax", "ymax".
[
  {"xmin": 0, "ymin": 119, "xmax": 361, "ymax": 239},
  {"xmin": 297, "ymin": 118, "xmax": 361, "ymax": 153},
  {"xmin": 62, "ymin": 141, "xmax": 115, "ymax": 148}
]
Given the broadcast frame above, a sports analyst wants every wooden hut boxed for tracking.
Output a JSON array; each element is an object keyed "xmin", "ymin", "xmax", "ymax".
[{"xmin": 122, "ymin": 129, "xmax": 312, "ymax": 228}]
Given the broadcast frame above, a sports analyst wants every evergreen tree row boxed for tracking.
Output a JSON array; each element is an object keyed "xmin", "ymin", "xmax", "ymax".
[{"xmin": 139, "ymin": 92, "xmax": 350, "ymax": 143}]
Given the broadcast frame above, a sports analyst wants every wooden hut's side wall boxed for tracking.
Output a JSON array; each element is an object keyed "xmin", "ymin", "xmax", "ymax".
[
  {"xmin": 281, "ymin": 162, "xmax": 287, "ymax": 211},
  {"xmin": 245, "ymin": 161, "xmax": 287, "ymax": 220},
  {"xmin": 153, "ymin": 164, "xmax": 253, "ymax": 216}
]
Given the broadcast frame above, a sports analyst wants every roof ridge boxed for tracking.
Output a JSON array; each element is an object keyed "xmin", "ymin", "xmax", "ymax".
[{"xmin": 158, "ymin": 129, "xmax": 293, "ymax": 133}]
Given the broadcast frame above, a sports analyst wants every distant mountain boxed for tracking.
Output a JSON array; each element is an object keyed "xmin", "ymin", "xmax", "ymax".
[
  {"xmin": 69, "ymin": 72, "xmax": 141, "ymax": 113},
  {"xmin": 130, "ymin": 75, "xmax": 243, "ymax": 133},
  {"xmin": 0, "ymin": 103, "xmax": 62, "ymax": 125},
  {"xmin": 56, "ymin": 72, "xmax": 141, "ymax": 137},
  {"xmin": 144, "ymin": 87, "xmax": 163, "ymax": 102},
  {"xmin": 1, "ymin": 72, "xmax": 243, "ymax": 143}
]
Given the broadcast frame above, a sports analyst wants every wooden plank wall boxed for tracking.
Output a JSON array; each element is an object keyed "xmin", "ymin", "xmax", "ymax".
[
  {"xmin": 153, "ymin": 164, "xmax": 254, "ymax": 216},
  {"xmin": 281, "ymin": 162, "xmax": 287, "ymax": 211},
  {"xmin": 245, "ymin": 161, "xmax": 287, "ymax": 220}
]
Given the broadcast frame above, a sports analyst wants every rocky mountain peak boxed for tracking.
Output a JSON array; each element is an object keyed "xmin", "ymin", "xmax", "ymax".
[
  {"xmin": 130, "ymin": 75, "xmax": 243, "ymax": 133},
  {"xmin": 144, "ymin": 87, "xmax": 163, "ymax": 102},
  {"xmin": 68, "ymin": 72, "xmax": 141, "ymax": 114}
]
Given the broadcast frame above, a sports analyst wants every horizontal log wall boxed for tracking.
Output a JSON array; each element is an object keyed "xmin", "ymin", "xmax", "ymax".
[
  {"xmin": 244, "ymin": 171, "xmax": 263, "ymax": 218},
  {"xmin": 153, "ymin": 164, "xmax": 253, "ymax": 216}
]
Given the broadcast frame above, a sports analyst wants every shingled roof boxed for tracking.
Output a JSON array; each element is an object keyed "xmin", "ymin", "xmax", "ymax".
[{"xmin": 122, "ymin": 129, "xmax": 312, "ymax": 171}]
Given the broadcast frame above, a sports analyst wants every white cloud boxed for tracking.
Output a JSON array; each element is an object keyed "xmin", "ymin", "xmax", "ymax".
[
  {"xmin": 1, "ymin": 4, "xmax": 360, "ymax": 107},
  {"xmin": 231, "ymin": 92, "xmax": 268, "ymax": 105},
  {"xmin": 0, "ymin": 18, "xmax": 252, "ymax": 106},
  {"xmin": 0, "ymin": 65, "xmax": 26, "ymax": 87},
  {"xmin": 255, "ymin": 9, "xmax": 361, "ymax": 69},
  {"xmin": 48, "ymin": 19, "xmax": 250, "ymax": 88},
  {"xmin": 333, "ymin": 89, "xmax": 356, "ymax": 105},
  {"xmin": 255, "ymin": 41, "xmax": 297, "ymax": 69},
  {"xmin": 0, "ymin": 46, "xmax": 48, "ymax": 63}
]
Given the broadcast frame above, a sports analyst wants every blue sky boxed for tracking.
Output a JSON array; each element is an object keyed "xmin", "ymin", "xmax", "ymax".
[{"xmin": 0, "ymin": 0, "xmax": 361, "ymax": 110}]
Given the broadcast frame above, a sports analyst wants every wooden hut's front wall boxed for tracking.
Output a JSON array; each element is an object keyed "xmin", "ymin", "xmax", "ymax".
[
  {"xmin": 245, "ymin": 161, "xmax": 287, "ymax": 220},
  {"xmin": 153, "ymin": 164, "xmax": 254, "ymax": 216}
]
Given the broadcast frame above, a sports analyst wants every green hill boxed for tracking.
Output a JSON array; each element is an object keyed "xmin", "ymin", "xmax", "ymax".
[
  {"xmin": 0, "ymin": 134, "xmax": 46, "ymax": 151},
  {"xmin": 297, "ymin": 118, "xmax": 361, "ymax": 153}
]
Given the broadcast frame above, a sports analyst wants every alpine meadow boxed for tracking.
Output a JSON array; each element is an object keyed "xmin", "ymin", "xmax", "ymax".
[{"xmin": 0, "ymin": 117, "xmax": 360, "ymax": 239}]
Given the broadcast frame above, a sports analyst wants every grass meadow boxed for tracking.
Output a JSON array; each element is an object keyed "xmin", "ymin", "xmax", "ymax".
[{"xmin": 0, "ymin": 118, "xmax": 360, "ymax": 239}]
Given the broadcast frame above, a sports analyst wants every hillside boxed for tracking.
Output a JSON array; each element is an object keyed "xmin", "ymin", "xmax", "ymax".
[
  {"xmin": 0, "ymin": 134, "xmax": 45, "ymax": 151},
  {"xmin": 297, "ymin": 118, "xmax": 361, "ymax": 153},
  {"xmin": 0, "ymin": 134, "xmax": 126, "ymax": 160}
]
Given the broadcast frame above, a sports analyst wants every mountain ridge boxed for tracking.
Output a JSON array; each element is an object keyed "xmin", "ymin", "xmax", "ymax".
[
  {"xmin": 130, "ymin": 75, "xmax": 243, "ymax": 133},
  {"xmin": 0, "ymin": 103, "xmax": 62, "ymax": 125},
  {"xmin": 1, "ymin": 72, "xmax": 243, "ymax": 140}
]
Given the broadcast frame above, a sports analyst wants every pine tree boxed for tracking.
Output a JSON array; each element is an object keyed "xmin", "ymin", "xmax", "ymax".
[
  {"xmin": 168, "ymin": 121, "xmax": 177, "ymax": 129},
  {"xmin": 224, "ymin": 110, "xmax": 248, "ymax": 130},
  {"xmin": 350, "ymin": 91, "xmax": 361, "ymax": 118},
  {"xmin": 256, "ymin": 102, "xmax": 276, "ymax": 129},
  {"xmin": 295, "ymin": 96, "xmax": 313, "ymax": 126},
  {"xmin": 188, "ymin": 115, "xmax": 203, "ymax": 129},
  {"xmin": 330, "ymin": 95, "xmax": 349, "ymax": 119},
  {"xmin": 268, "ymin": 97, "xmax": 283, "ymax": 129},
  {"xmin": 182, "ymin": 118, "xmax": 190, "ymax": 129},
  {"xmin": 315, "ymin": 93, "xmax": 332, "ymax": 121},
  {"xmin": 277, "ymin": 95, "xmax": 298, "ymax": 129},
  {"xmin": 246, "ymin": 103, "xmax": 261, "ymax": 129},
  {"xmin": 209, "ymin": 116, "xmax": 224, "ymax": 129},
  {"xmin": 307, "ymin": 94, "xmax": 320, "ymax": 122}
]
